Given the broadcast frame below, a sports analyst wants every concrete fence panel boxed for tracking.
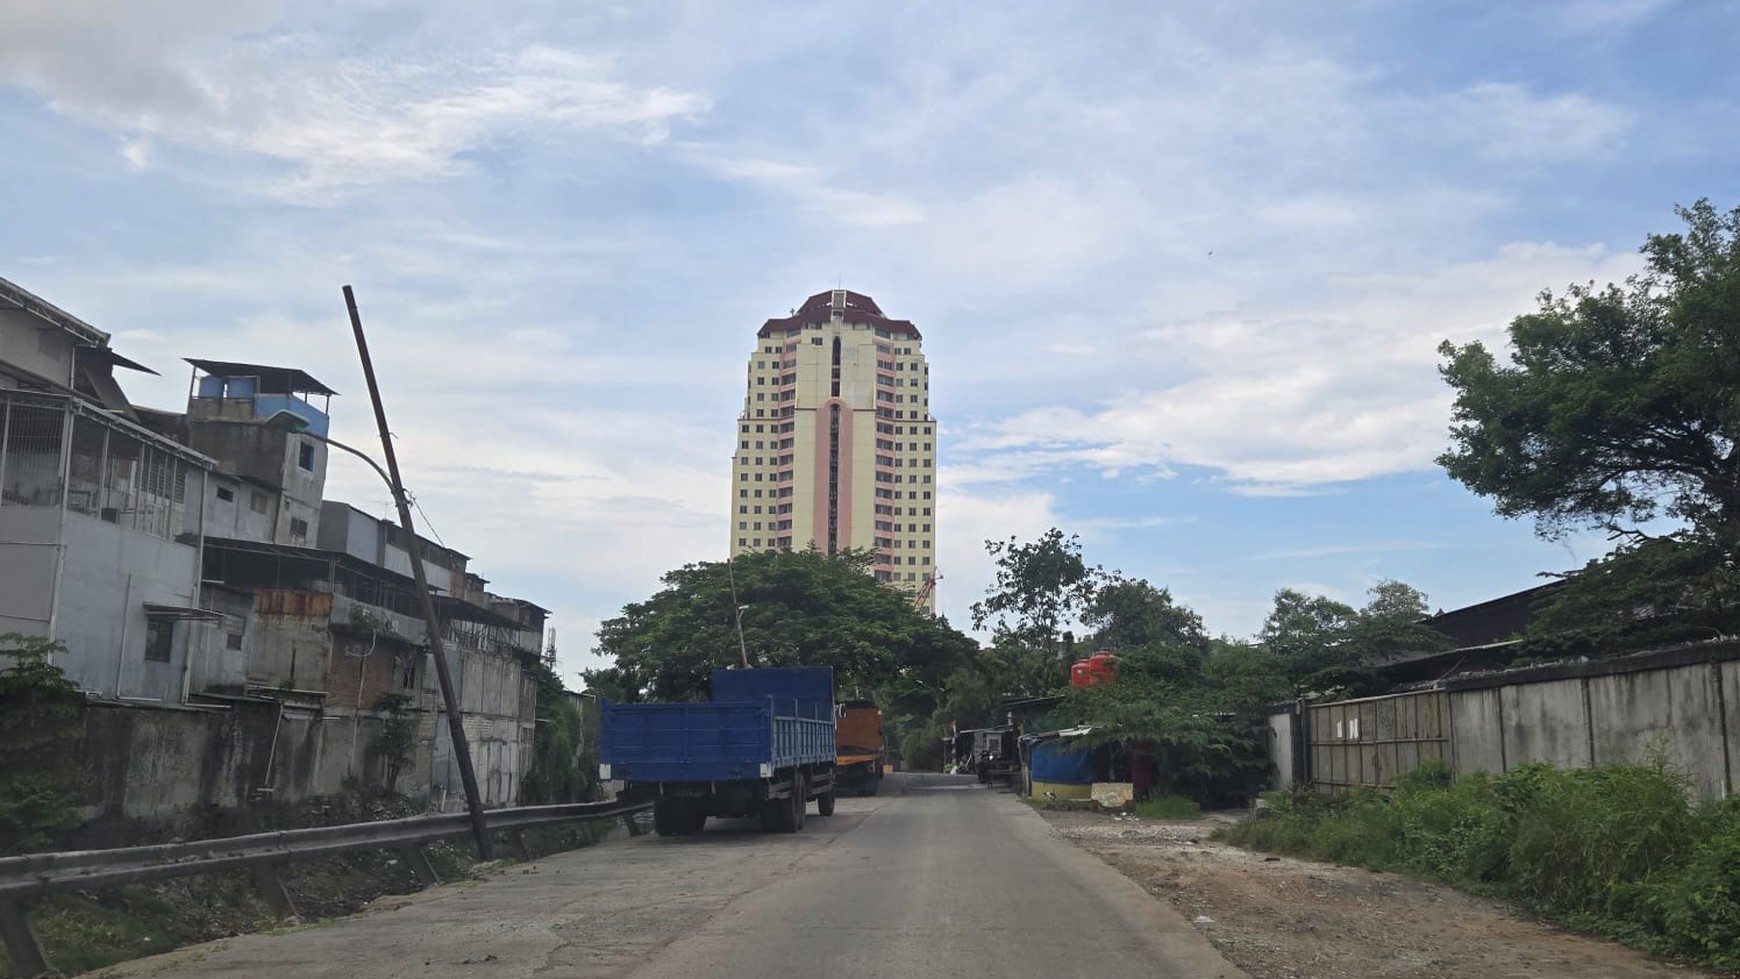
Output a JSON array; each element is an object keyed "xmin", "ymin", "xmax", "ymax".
[
  {"xmin": 1287, "ymin": 641, "xmax": 1740, "ymax": 801},
  {"xmin": 1586, "ymin": 664, "xmax": 1727, "ymax": 800},
  {"xmin": 1500, "ymin": 679, "xmax": 1591, "ymax": 770}
]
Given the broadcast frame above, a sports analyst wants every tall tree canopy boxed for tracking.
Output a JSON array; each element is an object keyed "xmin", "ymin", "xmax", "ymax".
[
  {"xmin": 1083, "ymin": 578, "xmax": 1208, "ymax": 653},
  {"xmin": 969, "ymin": 528, "xmax": 1109, "ymax": 653},
  {"xmin": 1257, "ymin": 581, "xmax": 1448, "ymax": 695},
  {"xmin": 1438, "ymin": 199, "xmax": 1740, "ymax": 642},
  {"xmin": 583, "ymin": 548, "xmax": 977, "ymax": 703}
]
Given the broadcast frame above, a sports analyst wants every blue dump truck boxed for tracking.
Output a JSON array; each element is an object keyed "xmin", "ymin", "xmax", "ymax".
[{"xmin": 598, "ymin": 666, "xmax": 838, "ymax": 836}]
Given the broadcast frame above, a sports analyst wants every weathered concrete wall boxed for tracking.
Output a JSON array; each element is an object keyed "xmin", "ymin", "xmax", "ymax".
[
  {"xmin": 185, "ymin": 418, "xmax": 291, "ymax": 490},
  {"xmin": 0, "ymin": 505, "xmax": 58, "ymax": 634},
  {"xmin": 81, "ymin": 697, "xmax": 416, "ymax": 824},
  {"xmin": 1292, "ymin": 644, "xmax": 1740, "ymax": 801},
  {"xmin": 247, "ymin": 589, "xmax": 333, "ymax": 691},
  {"xmin": 431, "ymin": 712, "xmax": 532, "ymax": 808},
  {"xmin": 1449, "ymin": 686, "xmax": 1506, "ymax": 774},
  {"xmin": 0, "ymin": 307, "xmax": 76, "ymax": 386},
  {"xmin": 426, "ymin": 648, "xmax": 536, "ymax": 807},
  {"xmin": 57, "ymin": 511, "xmax": 201, "ymax": 701},
  {"xmin": 188, "ymin": 587, "xmax": 251, "ymax": 695},
  {"xmin": 189, "ymin": 474, "xmax": 279, "ymax": 543},
  {"xmin": 1587, "ymin": 666, "xmax": 1727, "ymax": 800},
  {"xmin": 317, "ymin": 501, "xmax": 463, "ymax": 597},
  {"xmin": 1267, "ymin": 710, "xmax": 1296, "ymax": 790},
  {"xmin": 1499, "ymin": 679, "xmax": 1590, "ymax": 770},
  {"xmin": 83, "ymin": 699, "xmax": 276, "ymax": 819},
  {"xmin": 1725, "ymin": 661, "xmax": 1740, "ymax": 798}
]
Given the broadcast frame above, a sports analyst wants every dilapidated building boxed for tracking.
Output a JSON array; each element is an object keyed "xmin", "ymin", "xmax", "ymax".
[{"xmin": 0, "ymin": 274, "xmax": 552, "ymax": 822}]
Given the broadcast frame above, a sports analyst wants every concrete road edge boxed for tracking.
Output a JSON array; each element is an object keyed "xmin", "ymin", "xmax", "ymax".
[{"xmin": 1000, "ymin": 796, "xmax": 1252, "ymax": 979}]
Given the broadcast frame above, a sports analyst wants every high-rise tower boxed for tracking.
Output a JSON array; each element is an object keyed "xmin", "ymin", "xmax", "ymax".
[{"xmin": 731, "ymin": 289, "xmax": 936, "ymax": 608}]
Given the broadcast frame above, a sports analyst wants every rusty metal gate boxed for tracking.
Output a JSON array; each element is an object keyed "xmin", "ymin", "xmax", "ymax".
[{"xmin": 1307, "ymin": 689, "xmax": 1449, "ymax": 791}]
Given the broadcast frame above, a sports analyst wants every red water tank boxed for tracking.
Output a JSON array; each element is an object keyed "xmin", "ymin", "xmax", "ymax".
[
  {"xmin": 1086, "ymin": 651, "xmax": 1120, "ymax": 685},
  {"xmin": 1069, "ymin": 661, "xmax": 1094, "ymax": 688}
]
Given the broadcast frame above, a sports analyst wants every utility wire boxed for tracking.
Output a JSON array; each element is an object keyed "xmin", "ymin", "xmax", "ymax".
[{"xmin": 407, "ymin": 491, "xmax": 448, "ymax": 549}]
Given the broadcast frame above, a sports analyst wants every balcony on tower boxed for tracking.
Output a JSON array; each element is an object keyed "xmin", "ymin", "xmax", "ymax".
[{"xmin": 186, "ymin": 359, "xmax": 334, "ymax": 438}]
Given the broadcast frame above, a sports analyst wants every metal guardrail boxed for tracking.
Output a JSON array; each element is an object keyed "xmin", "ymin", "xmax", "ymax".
[{"xmin": 0, "ymin": 798, "xmax": 651, "ymax": 978}]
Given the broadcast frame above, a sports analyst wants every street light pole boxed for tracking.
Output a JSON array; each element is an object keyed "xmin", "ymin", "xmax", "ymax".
[{"xmin": 341, "ymin": 285, "xmax": 493, "ymax": 861}]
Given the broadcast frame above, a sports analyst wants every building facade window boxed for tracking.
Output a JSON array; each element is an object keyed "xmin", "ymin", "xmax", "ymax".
[{"xmin": 144, "ymin": 618, "xmax": 174, "ymax": 663}]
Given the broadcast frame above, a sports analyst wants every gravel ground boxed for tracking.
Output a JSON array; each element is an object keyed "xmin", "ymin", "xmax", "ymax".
[{"xmin": 1040, "ymin": 808, "xmax": 1722, "ymax": 979}]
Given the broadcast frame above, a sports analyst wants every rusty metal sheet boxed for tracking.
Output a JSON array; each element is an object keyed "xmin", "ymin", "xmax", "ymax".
[{"xmin": 253, "ymin": 589, "xmax": 334, "ymax": 618}]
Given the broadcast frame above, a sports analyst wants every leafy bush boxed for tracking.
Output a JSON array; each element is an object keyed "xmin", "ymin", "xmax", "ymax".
[
  {"xmin": 1505, "ymin": 760, "xmax": 1694, "ymax": 913},
  {"xmin": 1626, "ymin": 797, "xmax": 1740, "ymax": 969},
  {"xmin": 0, "ymin": 633, "xmax": 87, "ymax": 854},
  {"xmin": 1218, "ymin": 760, "xmax": 1740, "ymax": 971}
]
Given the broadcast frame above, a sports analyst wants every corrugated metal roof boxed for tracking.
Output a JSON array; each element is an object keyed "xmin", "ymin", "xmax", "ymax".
[{"xmin": 185, "ymin": 359, "xmax": 338, "ymax": 396}]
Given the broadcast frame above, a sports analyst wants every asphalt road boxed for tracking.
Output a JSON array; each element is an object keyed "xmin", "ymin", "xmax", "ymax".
[{"xmin": 100, "ymin": 773, "xmax": 1244, "ymax": 979}]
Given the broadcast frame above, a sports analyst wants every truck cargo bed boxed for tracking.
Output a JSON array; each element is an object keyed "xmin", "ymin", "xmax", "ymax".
[{"xmin": 600, "ymin": 700, "xmax": 834, "ymax": 783}]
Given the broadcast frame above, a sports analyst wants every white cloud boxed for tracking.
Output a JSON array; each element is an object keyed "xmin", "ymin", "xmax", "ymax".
[
  {"xmin": 1, "ymin": 3, "xmax": 710, "ymax": 200},
  {"xmin": 698, "ymin": 155, "xmax": 926, "ymax": 228},
  {"xmin": 1253, "ymin": 541, "xmax": 1442, "ymax": 561},
  {"xmin": 119, "ymin": 135, "xmax": 152, "ymax": 170},
  {"xmin": 953, "ymin": 240, "xmax": 1644, "ymax": 490},
  {"xmin": 0, "ymin": 0, "xmax": 284, "ymax": 115},
  {"xmin": 0, "ymin": 0, "xmax": 1692, "ymax": 662},
  {"xmin": 1413, "ymin": 83, "xmax": 1633, "ymax": 163}
]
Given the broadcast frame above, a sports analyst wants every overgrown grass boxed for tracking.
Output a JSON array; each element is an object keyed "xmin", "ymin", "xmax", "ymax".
[
  {"xmin": 1218, "ymin": 759, "xmax": 1740, "ymax": 972},
  {"xmin": 1132, "ymin": 795, "xmax": 1203, "ymax": 820}
]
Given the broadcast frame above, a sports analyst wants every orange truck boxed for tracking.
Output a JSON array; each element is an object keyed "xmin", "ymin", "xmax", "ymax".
[{"xmin": 835, "ymin": 701, "xmax": 886, "ymax": 796}]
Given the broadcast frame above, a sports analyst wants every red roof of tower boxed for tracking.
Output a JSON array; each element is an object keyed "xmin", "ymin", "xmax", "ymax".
[{"xmin": 758, "ymin": 290, "xmax": 921, "ymax": 340}]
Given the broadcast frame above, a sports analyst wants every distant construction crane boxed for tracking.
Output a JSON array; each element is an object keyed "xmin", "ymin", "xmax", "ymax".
[{"xmin": 912, "ymin": 571, "xmax": 941, "ymax": 612}]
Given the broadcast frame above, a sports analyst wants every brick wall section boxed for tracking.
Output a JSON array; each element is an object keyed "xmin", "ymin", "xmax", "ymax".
[{"xmin": 325, "ymin": 634, "xmax": 419, "ymax": 709}]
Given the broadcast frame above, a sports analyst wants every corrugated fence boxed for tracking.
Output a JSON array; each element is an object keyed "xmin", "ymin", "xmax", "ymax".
[{"xmin": 1271, "ymin": 639, "xmax": 1740, "ymax": 800}]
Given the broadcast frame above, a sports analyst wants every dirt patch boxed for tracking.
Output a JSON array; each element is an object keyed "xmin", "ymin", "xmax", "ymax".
[{"xmin": 1039, "ymin": 809, "xmax": 1722, "ymax": 979}]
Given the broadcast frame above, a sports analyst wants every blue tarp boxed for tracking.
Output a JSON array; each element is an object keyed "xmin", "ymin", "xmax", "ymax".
[{"xmin": 1029, "ymin": 740, "xmax": 1094, "ymax": 784}]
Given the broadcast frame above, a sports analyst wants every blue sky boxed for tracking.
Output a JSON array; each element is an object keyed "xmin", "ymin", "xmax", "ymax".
[{"xmin": 3, "ymin": 0, "xmax": 1737, "ymax": 681}]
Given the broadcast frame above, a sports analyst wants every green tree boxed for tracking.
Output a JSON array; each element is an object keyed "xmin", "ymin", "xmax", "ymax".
[
  {"xmin": 1259, "ymin": 588, "xmax": 1358, "ymax": 694},
  {"xmin": 1344, "ymin": 579, "xmax": 1453, "ymax": 666},
  {"xmin": 1438, "ymin": 200, "xmax": 1740, "ymax": 644},
  {"xmin": 970, "ymin": 528, "xmax": 1109, "ymax": 654},
  {"xmin": 583, "ymin": 547, "xmax": 978, "ymax": 704},
  {"xmin": 1258, "ymin": 583, "xmax": 1443, "ymax": 695},
  {"xmin": 520, "ymin": 661, "xmax": 595, "ymax": 804},
  {"xmin": 1200, "ymin": 640, "xmax": 1291, "ymax": 710},
  {"xmin": 1082, "ymin": 578, "xmax": 1208, "ymax": 653},
  {"xmin": 0, "ymin": 633, "xmax": 87, "ymax": 853},
  {"xmin": 1050, "ymin": 653, "xmax": 1272, "ymax": 807},
  {"xmin": 373, "ymin": 692, "xmax": 417, "ymax": 789}
]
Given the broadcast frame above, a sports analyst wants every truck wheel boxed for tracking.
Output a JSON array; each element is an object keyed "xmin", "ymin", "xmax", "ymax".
[
  {"xmin": 653, "ymin": 799, "xmax": 681, "ymax": 837},
  {"xmin": 774, "ymin": 792, "xmax": 796, "ymax": 833},
  {"xmin": 793, "ymin": 775, "xmax": 807, "ymax": 830},
  {"xmin": 817, "ymin": 790, "xmax": 836, "ymax": 816},
  {"xmin": 759, "ymin": 803, "xmax": 779, "ymax": 832}
]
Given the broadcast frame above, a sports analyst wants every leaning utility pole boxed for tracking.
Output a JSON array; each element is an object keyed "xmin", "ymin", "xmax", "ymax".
[{"xmin": 342, "ymin": 285, "xmax": 493, "ymax": 860}]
